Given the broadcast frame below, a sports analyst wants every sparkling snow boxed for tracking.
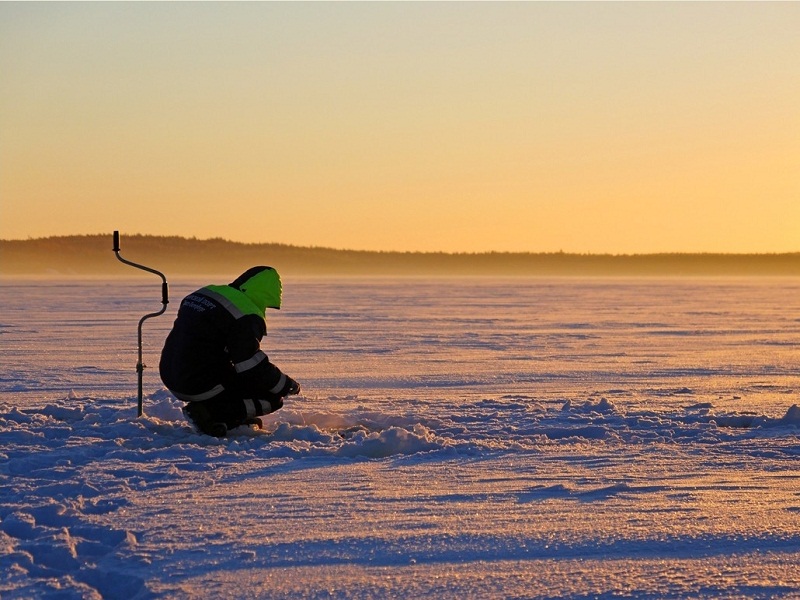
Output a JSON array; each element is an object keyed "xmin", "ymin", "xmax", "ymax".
[{"xmin": 1, "ymin": 277, "xmax": 799, "ymax": 599}]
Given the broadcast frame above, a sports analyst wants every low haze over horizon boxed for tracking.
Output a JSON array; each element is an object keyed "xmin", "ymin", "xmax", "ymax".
[{"xmin": 2, "ymin": 2, "xmax": 798, "ymax": 254}]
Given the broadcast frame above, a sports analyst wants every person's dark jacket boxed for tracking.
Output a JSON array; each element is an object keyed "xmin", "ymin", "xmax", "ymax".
[{"xmin": 159, "ymin": 266, "xmax": 292, "ymax": 401}]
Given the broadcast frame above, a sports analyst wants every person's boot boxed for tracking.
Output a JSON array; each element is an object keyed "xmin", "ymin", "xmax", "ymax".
[{"xmin": 182, "ymin": 402, "xmax": 227, "ymax": 438}]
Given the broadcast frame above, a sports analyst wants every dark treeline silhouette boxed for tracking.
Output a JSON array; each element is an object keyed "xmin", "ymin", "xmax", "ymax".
[{"xmin": 2, "ymin": 234, "xmax": 799, "ymax": 277}]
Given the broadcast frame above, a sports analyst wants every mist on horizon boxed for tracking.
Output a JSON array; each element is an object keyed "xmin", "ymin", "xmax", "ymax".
[{"xmin": 2, "ymin": 235, "xmax": 799, "ymax": 278}]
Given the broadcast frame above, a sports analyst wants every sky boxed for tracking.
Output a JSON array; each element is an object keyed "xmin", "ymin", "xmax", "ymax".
[{"xmin": 1, "ymin": 2, "xmax": 798, "ymax": 254}]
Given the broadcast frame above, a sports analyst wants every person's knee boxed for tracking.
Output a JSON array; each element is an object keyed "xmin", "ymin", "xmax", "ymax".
[
  {"xmin": 258, "ymin": 395, "xmax": 283, "ymax": 415},
  {"xmin": 243, "ymin": 396, "xmax": 283, "ymax": 419}
]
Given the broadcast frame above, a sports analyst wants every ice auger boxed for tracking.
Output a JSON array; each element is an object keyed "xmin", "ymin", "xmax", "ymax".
[{"xmin": 113, "ymin": 231, "xmax": 169, "ymax": 417}]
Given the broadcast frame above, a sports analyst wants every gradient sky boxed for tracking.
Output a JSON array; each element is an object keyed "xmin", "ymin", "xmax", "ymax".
[{"xmin": 1, "ymin": 2, "xmax": 798, "ymax": 254}]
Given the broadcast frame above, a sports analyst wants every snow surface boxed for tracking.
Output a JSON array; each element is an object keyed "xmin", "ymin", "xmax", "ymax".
[{"xmin": 1, "ymin": 277, "xmax": 800, "ymax": 599}]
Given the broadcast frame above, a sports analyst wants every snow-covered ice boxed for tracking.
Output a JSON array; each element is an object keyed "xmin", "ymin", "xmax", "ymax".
[{"xmin": 1, "ymin": 277, "xmax": 799, "ymax": 599}]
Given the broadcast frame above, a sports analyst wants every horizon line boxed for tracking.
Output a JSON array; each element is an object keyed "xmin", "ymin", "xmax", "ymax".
[{"xmin": 2, "ymin": 233, "xmax": 799, "ymax": 258}]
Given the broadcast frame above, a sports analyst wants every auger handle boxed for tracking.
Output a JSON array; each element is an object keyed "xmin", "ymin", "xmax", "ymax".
[{"xmin": 113, "ymin": 231, "xmax": 170, "ymax": 417}]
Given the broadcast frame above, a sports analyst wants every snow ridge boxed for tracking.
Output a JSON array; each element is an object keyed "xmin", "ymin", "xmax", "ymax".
[{"xmin": 2, "ymin": 392, "xmax": 799, "ymax": 597}]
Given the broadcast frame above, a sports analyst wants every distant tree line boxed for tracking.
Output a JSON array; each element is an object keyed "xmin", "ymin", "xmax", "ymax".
[{"xmin": 1, "ymin": 234, "xmax": 799, "ymax": 277}]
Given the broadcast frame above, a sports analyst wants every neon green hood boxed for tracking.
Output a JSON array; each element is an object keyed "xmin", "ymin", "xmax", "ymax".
[
  {"xmin": 233, "ymin": 266, "xmax": 282, "ymax": 314},
  {"xmin": 204, "ymin": 267, "xmax": 282, "ymax": 320}
]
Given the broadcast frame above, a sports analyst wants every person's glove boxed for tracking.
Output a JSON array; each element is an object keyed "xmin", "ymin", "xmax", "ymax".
[
  {"xmin": 280, "ymin": 376, "xmax": 301, "ymax": 397},
  {"xmin": 259, "ymin": 376, "xmax": 299, "ymax": 416}
]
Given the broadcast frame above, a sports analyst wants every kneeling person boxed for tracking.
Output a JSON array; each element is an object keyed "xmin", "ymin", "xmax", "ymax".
[{"xmin": 159, "ymin": 266, "xmax": 300, "ymax": 437}]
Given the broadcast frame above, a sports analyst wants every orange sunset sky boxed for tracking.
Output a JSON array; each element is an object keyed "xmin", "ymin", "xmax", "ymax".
[{"xmin": 1, "ymin": 2, "xmax": 798, "ymax": 254}]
